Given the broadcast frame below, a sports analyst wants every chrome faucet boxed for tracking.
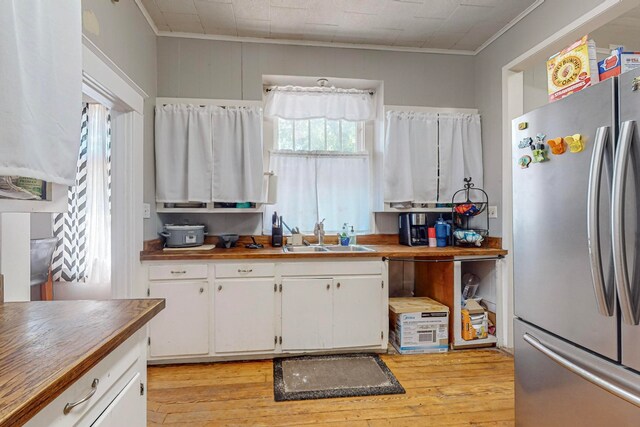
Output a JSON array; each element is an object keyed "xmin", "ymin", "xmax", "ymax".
[{"xmin": 313, "ymin": 218, "xmax": 326, "ymax": 246}]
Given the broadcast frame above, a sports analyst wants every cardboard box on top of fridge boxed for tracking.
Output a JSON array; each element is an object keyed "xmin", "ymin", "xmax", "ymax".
[
  {"xmin": 598, "ymin": 48, "xmax": 640, "ymax": 81},
  {"xmin": 389, "ymin": 297, "xmax": 449, "ymax": 354},
  {"xmin": 547, "ymin": 35, "xmax": 599, "ymax": 102}
]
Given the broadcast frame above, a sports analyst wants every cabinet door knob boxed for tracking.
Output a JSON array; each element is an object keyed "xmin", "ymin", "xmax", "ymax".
[
  {"xmin": 337, "ymin": 282, "xmax": 341, "ymax": 289},
  {"xmin": 200, "ymin": 287, "xmax": 204, "ymax": 293},
  {"xmin": 326, "ymin": 284, "xmax": 330, "ymax": 290},
  {"xmin": 218, "ymin": 285, "xmax": 222, "ymax": 291}
]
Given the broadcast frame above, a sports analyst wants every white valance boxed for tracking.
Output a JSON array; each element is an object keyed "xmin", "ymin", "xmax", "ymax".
[
  {"xmin": 264, "ymin": 86, "xmax": 375, "ymax": 121},
  {"xmin": 384, "ymin": 111, "xmax": 483, "ymax": 204},
  {"xmin": 0, "ymin": 0, "xmax": 82, "ymax": 185},
  {"xmin": 155, "ymin": 104, "xmax": 264, "ymax": 203}
]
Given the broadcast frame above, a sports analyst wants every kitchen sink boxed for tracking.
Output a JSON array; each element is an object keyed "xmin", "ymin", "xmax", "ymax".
[
  {"xmin": 282, "ymin": 245, "xmax": 375, "ymax": 253},
  {"xmin": 282, "ymin": 245, "xmax": 329, "ymax": 253},
  {"xmin": 324, "ymin": 245, "xmax": 376, "ymax": 252}
]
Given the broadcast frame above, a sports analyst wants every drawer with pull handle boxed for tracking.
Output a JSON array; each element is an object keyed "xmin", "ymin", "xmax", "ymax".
[
  {"xmin": 148, "ymin": 264, "xmax": 208, "ymax": 281},
  {"xmin": 215, "ymin": 263, "xmax": 275, "ymax": 278},
  {"xmin": 25, "ymin": 330, "xmax": 145, "ymax": 427}
]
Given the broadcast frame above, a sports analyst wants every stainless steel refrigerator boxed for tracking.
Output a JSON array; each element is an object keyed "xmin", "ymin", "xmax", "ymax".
[{"xmin": 512, "ymin": 68, "xmax": 640, "ymax": 426}]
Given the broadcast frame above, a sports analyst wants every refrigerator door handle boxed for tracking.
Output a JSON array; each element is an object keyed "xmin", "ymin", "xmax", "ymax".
[
  {"xmin": 612, "ymin": 120, "xmax": 639, "ymax": 326},
  {"xmin": 523, "ymin": 333, "xmax": 640, "ymax": 408},
  {"xmin": 587, "ymin": 125, "xmax": 614, "ymax": 316}
]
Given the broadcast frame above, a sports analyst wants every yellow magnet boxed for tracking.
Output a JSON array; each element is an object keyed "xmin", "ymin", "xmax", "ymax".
[
  {"xmin": 518, "ymin": 122, "xmax": 529, "ymax": 130},
  {"xmin": 566, "ymin": 134, "xmax": 584, "ymax": 153}
]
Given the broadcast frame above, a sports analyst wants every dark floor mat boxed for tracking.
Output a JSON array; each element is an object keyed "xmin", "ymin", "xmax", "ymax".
[{"xmin": 273, "ymin": 353, "xmax": 405, "ymax": 401}]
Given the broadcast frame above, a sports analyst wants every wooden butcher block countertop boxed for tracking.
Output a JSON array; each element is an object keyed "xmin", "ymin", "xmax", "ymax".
[
  {"xmin": 140, "ymin": 235, "xmax": 507, "ymax": 261},
  {"xmin": 0, "ymin": 299, "xmax": 165, "ymax": 427}
]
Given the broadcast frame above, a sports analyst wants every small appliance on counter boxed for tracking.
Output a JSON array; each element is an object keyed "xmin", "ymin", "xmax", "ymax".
[
  {"xmin": 159, "ymin": 224, "xmax": 207, "ymax": 248},
  {"xmin": 399, "ymin": 213, "xmax": 429, "ymax": 246}
]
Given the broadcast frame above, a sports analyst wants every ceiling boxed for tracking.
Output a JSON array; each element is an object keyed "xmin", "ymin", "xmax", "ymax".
[
  {"xmin": 591, "ymin": 5, "xmax": 640, "ymax": 52},
  {"xmin": 139, "ymin": 0, "xmax": 539, "ymax": 52}
]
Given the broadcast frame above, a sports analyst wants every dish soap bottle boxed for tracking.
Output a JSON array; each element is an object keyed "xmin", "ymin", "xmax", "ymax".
[
  {"xmin": 340, "ymin": 223, "xmax": 349, "ymax": 246},
  {"xmin": 349, "ymin": 225, "xmax": 357, "ymax": 246}
]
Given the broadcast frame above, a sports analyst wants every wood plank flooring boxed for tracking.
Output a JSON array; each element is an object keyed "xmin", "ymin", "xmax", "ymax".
[{"xmin": 147, "ymin": 349, "xmax": 514, "ymax": 426}]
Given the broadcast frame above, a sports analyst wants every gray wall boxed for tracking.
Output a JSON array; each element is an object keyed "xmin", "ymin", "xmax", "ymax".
[
  {"xmin": 156, "ymin": 38, "xmax": 477, "ymax": 235},
  {"xmin": 82, "ymin": 0, "xmax": 158, "ymax": 240},
  {"xmin": 474, "ymin": 0, "xmax": 605, "ymax": 236}
]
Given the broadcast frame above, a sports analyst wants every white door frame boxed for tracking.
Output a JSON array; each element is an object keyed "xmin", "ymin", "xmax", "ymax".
[
  {"xmin": 500, "ymin": 0, "xmax": 640, "ymax": 348},
  {"xmin": 82, "ymin": 37, "xmax": 147, "ymax": 299}
]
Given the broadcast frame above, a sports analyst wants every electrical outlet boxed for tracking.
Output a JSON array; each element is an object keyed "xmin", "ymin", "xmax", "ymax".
[
  {"xmin": 488, "ymin": 205, "xmax": 498, "ymax": 219},
  {"xmin": 143, "ymin": 203, "xmax": 151, "ymax": 219}
]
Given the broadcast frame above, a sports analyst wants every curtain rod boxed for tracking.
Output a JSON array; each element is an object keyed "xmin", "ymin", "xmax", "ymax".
[
  {"xmin": 383, "ymin": 255, "xmax": 505, "ymax": 263},
  {"xmin": 264, "ymin": 86, "xmax": 375, "ymax": 96}
]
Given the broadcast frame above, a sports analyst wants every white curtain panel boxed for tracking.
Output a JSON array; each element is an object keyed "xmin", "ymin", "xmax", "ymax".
[
  {"xmin": 438, "ymin": 113, "xmax": 483, "ymax": 201},
  {"xmin": 264, "ymin": 86, "xmax": 375, "ymax": 121},
  {"xmin": 155, "ymin": 105, "xmax": 213, "ymax": 203},
  {"xmin": 384, "ymin": 111, "xmax": 439, "ymax": 203},
  {"xmin": 264, "ymin": 152, "xmax": 370, "ymax": 234},
  {"xmin": 0, "ymin": 0, "xmax": 81, "ymax": 185},
  {"xmin": 84, "ymin": 105, "xmax": 111, "ymax": 285},
  {"xmin": 212, "ymin": 107, "xmax": 264, "ymax": 203}
]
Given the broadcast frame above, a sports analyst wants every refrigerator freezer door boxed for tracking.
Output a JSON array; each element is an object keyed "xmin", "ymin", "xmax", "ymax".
[
  {"xmin": 512, "ymin": 79, "xmax": 618, "ymax": 361},
  {"xmin": 619, "ymin": 67, "xmax": 640, "ymax": 372},
  {"xmin": 515, "ymin": 319, "xmax": 640, "ymax": 426}
]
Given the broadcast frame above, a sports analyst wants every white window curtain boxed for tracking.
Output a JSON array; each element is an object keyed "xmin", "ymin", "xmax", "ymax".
[
  {"xmin": 0, "ymin": 0, "xmax": 81, "ymax": 185},
  {"xmin": 264, "ymin": 86, "xmax": 375, "ymax": 121},
  {"xmin": 438, "ymin": 113, "xmax": 483, "ymax": 201},
  {"xmin": 155, "ymin": 105, "xmax": 264, "ymax": 203},
  {"xmin": 52, "ymin": 104, "xmax": 111, "ymax": 285},
  {"xmin": 384, "ymin": 111, "xmax": 483, "ymax": 204},
  {"xmin": 264, "ymin": 152, "xmax": 370, "ymax": 234},
  {"xmin": 384, "ymin": 111, "xmax": 439, "ymax": 203}
]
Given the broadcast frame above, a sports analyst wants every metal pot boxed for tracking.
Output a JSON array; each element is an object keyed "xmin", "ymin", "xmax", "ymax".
[{"xmin": 159, "ymin": 224, "xmax": 207, "ymax": 248}]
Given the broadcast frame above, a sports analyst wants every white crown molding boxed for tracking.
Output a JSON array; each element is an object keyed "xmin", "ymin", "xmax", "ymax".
[
  {"xmin": 474, "ymin": 0, "xmax": 545, "ymax": 54},
  {"xmin": 156, "ymin": 30, "xmax": 477, "ymax": 55},
  {"xmin": 134, "ymin": 0, "xmax": 159, "ymax": 35},
  {"xmin": 134, "ymin": 0, "xmax": 543, "ymax": 57}
]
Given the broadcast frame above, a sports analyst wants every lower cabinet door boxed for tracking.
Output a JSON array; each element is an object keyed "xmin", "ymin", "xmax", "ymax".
[
  {"xmin": 149, "ymin": 281, "xmax": 209, "ymax": 358},
  {"xmin": 214, "ymin": 278, "xmax": 276, "ymax": 353},
  {"xmin": 281, "ymin": 278, "xmax": 333, "ymax": 351},
  {"xmin": 333, "ymin": 276, "xmax": 383, "ymax": 348},
  {"xmin": 91, "ymin": 372, "xmax": 144, "ymax": 427}
]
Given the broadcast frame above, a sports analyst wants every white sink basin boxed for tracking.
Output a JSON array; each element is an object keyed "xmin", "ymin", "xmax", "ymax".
[{"xmin": 282, "ymin": 245, "xmax": 375, "ymax": 253}]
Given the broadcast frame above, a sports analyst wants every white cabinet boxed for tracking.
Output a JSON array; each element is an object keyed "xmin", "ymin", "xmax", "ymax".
[
  {"xmin": 148, "ymin": 280, "xmax": 209, "ymax": 358},
  {"xmin": 214, "ymin": 278, "xmax": 277, "ymax": 353},
  {"xmin": 26, "ymin": 330, "xmax": 147, "ymax": 427},
  {"xmin": 91, "ymin": 372, "xmax": 144, "ymax": 427},
  {"xmin": 333, "ymin": 276, "xmax": 384, "ymax": 348},
  {"xmin": 281, "ymin": 278, "xmax": 334, "ymax": 351}
]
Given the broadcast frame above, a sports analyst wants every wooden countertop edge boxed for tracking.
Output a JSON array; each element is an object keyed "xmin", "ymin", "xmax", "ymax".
[
  {"xmin": 3, "ymin": 299, "xmax": 165, "ymax": 427},
  {"xmin": 139, "ymin": 246, "xmax": 507, "ymax": 261}
]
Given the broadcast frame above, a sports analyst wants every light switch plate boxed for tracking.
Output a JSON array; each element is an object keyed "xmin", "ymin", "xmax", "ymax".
[
  {"xmin": 143, "ymin": 203, "xmax": 151, "ymax": 219},
  {"xmin": 488, "ymin": 205, "xmax": 498, "ymax": 219}
]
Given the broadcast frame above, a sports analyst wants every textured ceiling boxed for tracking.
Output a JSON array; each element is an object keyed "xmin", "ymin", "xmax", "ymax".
[{"xmin": 140, "ymin": 0, "xmax": 539, "ymax": 51}]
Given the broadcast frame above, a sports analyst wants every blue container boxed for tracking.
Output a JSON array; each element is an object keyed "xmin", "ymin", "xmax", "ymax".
[{"xmin": 435, "ymin": 217, "xmax": 451, "ymax": 247}]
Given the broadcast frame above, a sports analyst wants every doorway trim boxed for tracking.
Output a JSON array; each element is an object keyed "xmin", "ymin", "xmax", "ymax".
[
  {"xmin": 82, "ymin": 38, "xmax": 147, "ymax": 299},
  {"xmin": 500, "ymin": 0, "xmax": 640, "ymax": 348}
]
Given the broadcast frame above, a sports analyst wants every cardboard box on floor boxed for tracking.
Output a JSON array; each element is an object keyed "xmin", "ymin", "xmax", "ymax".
[{"xmin": 389, "ymin": 297, "xmax": 449, "ymax": 354}]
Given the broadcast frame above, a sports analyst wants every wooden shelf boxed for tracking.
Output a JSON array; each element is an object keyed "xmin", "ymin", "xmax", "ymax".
[
  {"xmin": 156, "ymin": 203, "xmax": 264, "ymax": 214},
  {"xmin": 374, "ymin": 207, "xmax": 451, "ymax": 213}
]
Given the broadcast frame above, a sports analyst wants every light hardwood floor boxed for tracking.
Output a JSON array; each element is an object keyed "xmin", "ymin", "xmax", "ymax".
[{"xmin": 148, "ymin": 349, "xmax": 514, "ymax": 426}]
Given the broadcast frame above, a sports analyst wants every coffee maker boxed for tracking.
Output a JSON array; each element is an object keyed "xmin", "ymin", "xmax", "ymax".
[{"xmin": 399, "ymin": 213, "xmax": 429, "ymax": 246}]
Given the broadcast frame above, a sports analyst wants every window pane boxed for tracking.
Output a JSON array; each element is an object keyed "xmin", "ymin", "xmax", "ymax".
[
  {"xmin": 309, "ymin": 119, "xmax": 325, "ymax": 151},
  {"xmin": 278, "ymin": 119, "xmax": 293, "ymax": 150},
  {"xmin": 294, "ymin": 120, "xmax": 309, "ymax": 151},
  {"xmin": 342, "ymin": 121, "xmax": 357, "ymax": 152},
  {"xmin": 326, "ymin": 120, "xmax": 340, "ymax": 151}
]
